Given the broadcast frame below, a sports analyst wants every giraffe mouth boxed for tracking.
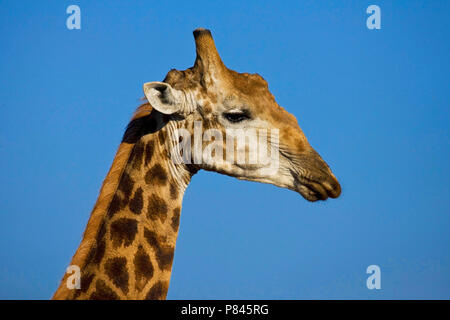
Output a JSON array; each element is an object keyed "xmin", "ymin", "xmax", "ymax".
[
  {"xmin": 293, "ymin": 175, "xmax": 341, "ymax": 202},
  {"xmin": 296, "ymin": 180, "xmax": 329, "ymax": 201},
  {"xmin": 283, "ymin": 150, "xmax": 341, "ymax": 202}
]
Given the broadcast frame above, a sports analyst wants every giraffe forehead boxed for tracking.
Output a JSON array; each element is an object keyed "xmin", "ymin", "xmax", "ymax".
[
  {"xmin": 164, "ymin": 66, "xmax": 270, "ymax": 101},
  {"xmin": 165, "ymin": 65, "xmax": 300, "ymax": 131}
]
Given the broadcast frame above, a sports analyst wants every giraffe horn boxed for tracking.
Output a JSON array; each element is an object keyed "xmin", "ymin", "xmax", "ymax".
[{"xmin": 193, "ymin": 28, "xmax": 227, "ymax": 79}]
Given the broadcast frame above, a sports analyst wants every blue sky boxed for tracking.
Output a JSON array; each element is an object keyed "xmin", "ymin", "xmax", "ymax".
[{"xmin": 0, "ymin": 0, "xmax": 449, "ymax": 299}]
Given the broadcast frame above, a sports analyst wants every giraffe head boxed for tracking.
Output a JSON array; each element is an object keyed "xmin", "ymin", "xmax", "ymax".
[{"xmin": 143, "ymin": 29, "xmax": 341, "ymax": 201}]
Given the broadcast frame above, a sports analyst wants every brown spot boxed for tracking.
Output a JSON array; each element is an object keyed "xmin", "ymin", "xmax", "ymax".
[
  {"xmin": 144, "ymin": 164, "xmax": 167, "ymax": 185},
  {"xmin": 133, "ymin": 245, "xmax": 154, "ymax": 291},
  {"xmin": 110, "ymin": 218, "xmax": 138, "ymax": 248},
  {"xmin": 202, "ymin": 117, "xmax": 212, "ymax": 130},
  {"xmin": 170, "ymin": 184, "xmax": 178, "ymax": 200},
  {"xmin": 96, "ymin": 222, "xmax": 107, "ymax": 242},
  {"xmin": 94, "ymin": 241, "xmax": 106, "ymax": 264},
  {"xmin": 83, "ymin": 224, "xmax": 107, "ymax": 269},
  {"xmin": 145, "ymin": 281, "xmax": 169, "ymax": 300},
  {"xmin": 129, "ymin": 187, "xmax": 143, "ymax": 215},
  {"xmin": 171, "ymin": 207, "xmax": 181, "ymax": 232},
  {"xmin": 203, "ymin": 102, "xmax": 212, "ymax": 113},
  {"xmin": 147, "ymin": 194, "xmax": 168, "ymax": 223},
  {"xmin": 132, "ymin": 141, "xmax": 145, "ymax": 170},
  {"xmin": 104, "ymin": 257, "xmax": 129, "ymax": 294},
  {"xmin": 118, "ymin": 172, "xmax": 134, "ymax": 201},
  {"xmin": 144, "ymin": 229, "xmax": 174, "ymax": 271},
  {"xmin": 81, "ymin": 273, "xmax": 95, "ymax": 293},
  {"xmin": 158, "ymin": 131, "xmax": 165, "ymax": 146},
  {"xmin": 108, "ymin": 193, "xmax": 124, "ymax": 218},
  {"xmin": 87, "ymin": 239, "xmax": 106, "ymax": 265},
  {"xmin": 73, "ymin": 272, "xmax": 95, "ymax": 299},
  {"xmin": 144, "ymin": 140, "xmax": 154, "ymax": 165},
  {"xmin": 90, "ymin": 279, "xmax": 119, "ymax": 300}
]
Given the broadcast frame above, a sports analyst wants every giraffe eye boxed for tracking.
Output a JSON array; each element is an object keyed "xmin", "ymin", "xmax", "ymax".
[{"xmin": 223, "ymin": 111, "xmax": 250, "ymax": 123}]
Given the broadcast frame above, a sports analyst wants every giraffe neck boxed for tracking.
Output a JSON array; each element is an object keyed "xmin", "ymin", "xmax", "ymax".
[{"xmin": 53, "ymin": 110, "xmax": 194, "ymax": 299}]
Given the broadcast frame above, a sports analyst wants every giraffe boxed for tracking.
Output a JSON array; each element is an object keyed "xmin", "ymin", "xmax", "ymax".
[{"xmin": 53, "ymin": 28, "xmax": 341, "ymax": 300}]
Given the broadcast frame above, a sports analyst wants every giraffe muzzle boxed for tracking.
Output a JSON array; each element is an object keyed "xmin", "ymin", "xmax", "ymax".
[
  {"xmin": 289, "ymin": 150, "xmax": 341, "ymax": 202},
  {"xmin": 295, "ymin": 175, "xmax": 341, "ymax": 202}
]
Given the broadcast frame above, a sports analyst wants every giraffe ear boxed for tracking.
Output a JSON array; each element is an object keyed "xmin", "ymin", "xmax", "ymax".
[{"xmin": 143, "ymin": 82, "xmax": 183, "ymax": 115}]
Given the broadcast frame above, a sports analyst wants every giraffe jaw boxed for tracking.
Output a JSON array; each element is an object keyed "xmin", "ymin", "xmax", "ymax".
[{"xmin": 228, "ymin": 168, "xmax": 340, "ymax": 202}]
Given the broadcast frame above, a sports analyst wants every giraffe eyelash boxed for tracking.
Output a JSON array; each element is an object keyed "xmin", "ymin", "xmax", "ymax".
[{"xmin": 222, "ymin": 109, "xmax": 251, "ymax": 123}]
